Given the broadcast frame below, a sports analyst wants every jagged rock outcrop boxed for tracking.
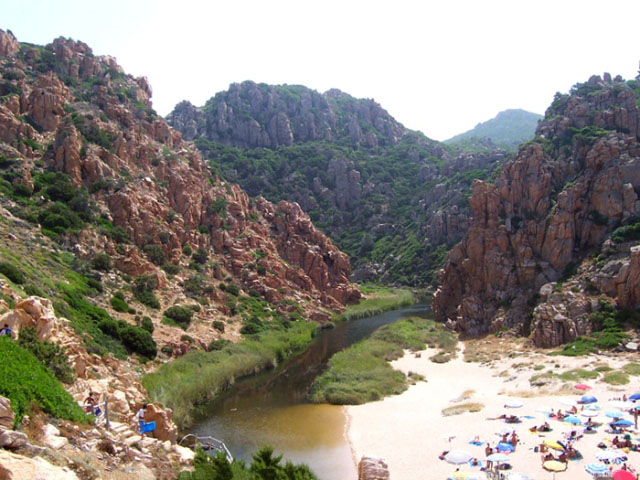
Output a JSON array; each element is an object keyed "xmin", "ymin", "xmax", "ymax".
[
  {"xmin": 0, "ymin": 29, "xmax": 19, "ymax": 57},
  {"xmin": 434, "ymin": 74, "xmax": 640, "ymax": 345},
  {"xmin": 168, "ymin": 81, "xmax": 405, "ymax": 149},
  {"xmin": 0, "ymin": 450, "xmax": 80, "ymax": 480}
]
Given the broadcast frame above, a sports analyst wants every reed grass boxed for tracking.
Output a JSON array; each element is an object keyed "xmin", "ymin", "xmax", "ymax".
[
  {"xmin": 142, "ymin": 321, "xmax": 317, "ymax": 430},
  {"xmin": 332, "ymin": 286, "xmax": 414, "ymax": 322},
  {"xmin": 441, "ymin": 402, "xmax": 484, "ymax": 416}
]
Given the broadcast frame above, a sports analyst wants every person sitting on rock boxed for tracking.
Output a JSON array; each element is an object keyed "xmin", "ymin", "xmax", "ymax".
[
  {"xmin": 0, "ymin": 323, "xmax": 12, "ymax": 338},
  {"xmin": 84, "ymin": 391, "xmax": 97, "ymax": 413}
]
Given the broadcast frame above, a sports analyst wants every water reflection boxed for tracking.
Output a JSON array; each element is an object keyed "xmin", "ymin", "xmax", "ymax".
[{"xmin": 191, "ymin": 304, "xmax": 430, "ymax": 480}]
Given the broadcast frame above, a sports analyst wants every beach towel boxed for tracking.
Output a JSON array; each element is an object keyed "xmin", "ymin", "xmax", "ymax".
[{"xmin": 468, "ymin": 441, "xmax": 484, "ymax": 446}]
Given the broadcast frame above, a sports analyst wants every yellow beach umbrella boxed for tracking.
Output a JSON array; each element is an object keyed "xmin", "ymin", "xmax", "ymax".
[
  {"xmin": 543, "ymin": 460, "xmax": 567, "ymax": 472},
  {"xmin": 543, "ymin": 440, "xmax": 564, "ymax": 450}
]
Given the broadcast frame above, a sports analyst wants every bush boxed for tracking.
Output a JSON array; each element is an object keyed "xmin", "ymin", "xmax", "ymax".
[
  {"xmin": 192, "ymin": 247, "xmax": 208, "ymax": 265},
  {"xmin": 0, "ymin": 337, "xmax": 88, "ymax": 425},
  {"xmin": 162, "ymin": 263, "xmax": 180, "ymax": 275},
  {"xmin": 213, "ymin": 320, "xmax": 225, "ymax": 332},
  {"xmin": 180, "ymin": 334, "xmax": 193, "ymax": 343},
  {"xmin": 143, "ymin": 244, "xmax": 166, "ymax": 266},
  {"xmin": 133, "ymin": 275, "xmax": 160, "ymax": 309},
  {"xmin": 0, "ymin": 262, "xmax": 25, "ymax": 284},
  {"xmin": 18, "ymin": 327, "xmax": 75, "ymax": 384},
  {"xmin": 110, "ymin": 295, "xmax": 129, "ymax": 313},
  {"xmin": 90, "ymin": 253, "xmax": 112, "ymax": 271},
  {"xmin": 182, "ymin": 245, "xmax": 192, "ymax": 256},
  {"xmin": 141, "ymin": 316, "xmax": 154, "ymax": 333},
  {"xmin": 118, "ymin": 325, "xmax": 157, "ymax": 359},
  {"xmin": 23, "ymin": 283, "xmax": 45, "ymax": 297},
  {"xmin": 225, "ymin": 283, "xmax": 240, "ymax": 296},
  {"xmin": 164, "ymin": 305, "xmax": 194, "ymax": 327}
]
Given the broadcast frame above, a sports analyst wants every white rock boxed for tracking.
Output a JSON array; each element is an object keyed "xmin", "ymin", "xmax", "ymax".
[
  {"xmin": 173, "ymin": 444, "xmax": 195, "ymax": 463},
  {"xmin": 0, "ymin": 449, "xmax": 80, "ymax": 479}
]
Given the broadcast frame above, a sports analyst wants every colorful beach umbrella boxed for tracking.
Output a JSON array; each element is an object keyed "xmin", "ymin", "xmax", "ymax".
[
  {"xmin": 559, "ymin": 398, "xmax": 577, "ymax": 407},
  {"xmin": 445, "ymin": 450, "xmax": 473, "ymax": 465},
  {"xmin": 581, "ymin": 395, "xmax": 598, "ymax": 404},
  {"xmin": 504, "ymin": 400, "xmax": 523, "ymax": 408},
  {"xmin": 584, "ymin": 462, "xmax": 609, "ymax": 476},
  {"xmin": 586, "ymin": 404, "xmax": 601, "ymax": 411},
  {"xmin": 543, "ymin": 460, "xmax": 567, "ymax": 472},
  {"xmin": 596, "ymin": 450, "xmax": 625, "ymax": 461},
  {"xmin": 612, "ymin": 470, "xmax": 636, "ymax": 480},
  {"xmin": 564, "ymin": 415, "xmax": 582, "ymax": 424},
  {"xmin": 543, "ymin": 440, "xmax": 564, "ymax": 450},
  {"xmin": 605, "ymin": 410, "xmax": 625, "ymax": 418},
  {"xmin": 629, "ymin": 393, "xmax": 640, "ymax": 401},
  {"xmin": 575, "ymin": 384, "xmax": 592, "ymax": 390},
  {"xmin": 581, "ymin": 410, "xmax": 599, "ymax": 417},
  {"xmin": 486, "ymin": 453, "xmax": 510, "ymax": 463},
  {"xmin": 611, "ymin": 419, "xmax": 633, "ymax": 427},
  {"xmin": 497, "ymin": 442, "xmax": 515, "ymax": 452}
]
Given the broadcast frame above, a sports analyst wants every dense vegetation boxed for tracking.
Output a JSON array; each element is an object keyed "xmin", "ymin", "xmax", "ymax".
[
  {"xmin": 445, "ymin": 109, "xmax": 542, "ymax": 151},
  {"xmin": 179, "ymin": 447, "xmax": 317, "ymax": 480},
  {"xmin": 143, "ymin": 321, "xmax": 317, "ymax": 429},
  {"xmin": 308, "ymin": 317, "xmax": 456, "ymax": 404},
  {"xmin": 332, "ymin": 285, "xmax": 414, "ymax": 321},
  {"xmin": 0, "ymin": 337, "xmax": 88, "ymax": 425}
]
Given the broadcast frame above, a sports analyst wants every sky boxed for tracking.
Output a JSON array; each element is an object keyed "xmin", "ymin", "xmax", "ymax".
[{"xmin": 4, "ymin": 0, "xmax": 640, "ymax": 141}]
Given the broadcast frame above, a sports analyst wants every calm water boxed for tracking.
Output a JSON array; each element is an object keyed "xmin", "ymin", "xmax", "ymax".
[{"xmin": 191, "ymin": 304, "xmax": 431, "ymax": 480}]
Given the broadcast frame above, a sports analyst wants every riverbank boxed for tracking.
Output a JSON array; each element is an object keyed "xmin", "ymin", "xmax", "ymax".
[
  {"xmin": 332, "ymin": 286, "xmax": 414, "ymax": 322},
  {"xmin": 347, "ymin": 337, "xmax": 640, "ymax": 480}
]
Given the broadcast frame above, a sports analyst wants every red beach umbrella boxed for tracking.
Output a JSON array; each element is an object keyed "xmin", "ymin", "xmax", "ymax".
[
  {"xmin": 612, "ymin": 470, "xmax": 635, "ymax": 480},
  {"xmin": 575, "ymin": 384, "xmax": 591, "ymax": 390}
]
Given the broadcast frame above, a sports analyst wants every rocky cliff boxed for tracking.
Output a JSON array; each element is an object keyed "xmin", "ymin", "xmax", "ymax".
[
  {"xmin": 434, "ymin": 73, "xmax": 640, "ymax": 346},
  {"xmin": 169, "ymin": 82, "xmax": 508, "ymax": 286}
]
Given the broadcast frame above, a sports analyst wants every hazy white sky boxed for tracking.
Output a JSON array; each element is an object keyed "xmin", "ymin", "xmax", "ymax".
[{"xmin": 4, "ymin": 0, "xmax": 640, "ymax": 140}]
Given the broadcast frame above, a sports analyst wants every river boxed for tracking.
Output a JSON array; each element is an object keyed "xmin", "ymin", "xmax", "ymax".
[{"xmin": 190, "ymin": 304, "xmax": 431, "ymax": 479}]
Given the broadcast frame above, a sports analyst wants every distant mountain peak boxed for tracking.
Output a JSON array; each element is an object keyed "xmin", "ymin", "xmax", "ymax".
[{"xmin": 445, "ymin": 108, "xmax": 543, "ymax": 151}]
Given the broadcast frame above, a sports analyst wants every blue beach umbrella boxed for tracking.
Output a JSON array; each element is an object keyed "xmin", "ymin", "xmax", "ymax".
[
  {"xmin": 630, "ymin": 393, "xmax": 640, "ymax": 401},
  {"xmin": 564, "ymin": 415, "xmax": 582, "ymax": 425},
  {"xmin": 581, "ymin": 395, "xmax": 598, "ymax": 404},
  {"xmin": 605, "ymin": 410, "xmax": 625, "ymax": 418},
  {"xmin": 496, "ymin": 442, "xmax": 515, "ymax": 452},
  {"xmin": 611, "ymin": 419, "xmax": 633, "ymax": 427},
  {"xmin": 585, "ymin": 462, "xmax": 610, "ymax": 475}
]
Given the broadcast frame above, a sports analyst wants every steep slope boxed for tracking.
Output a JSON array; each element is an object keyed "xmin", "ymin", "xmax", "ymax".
[
  {"xmin": 168, "ymin": 82, "xmax": 508, "ymax": 286},
  {"xmin": 445, "ymin": 109, "xmax": 543, "ymax": 151},
  {"xmin": 434, "ymin": 73, "xmax": 640, "ymax": 346}
]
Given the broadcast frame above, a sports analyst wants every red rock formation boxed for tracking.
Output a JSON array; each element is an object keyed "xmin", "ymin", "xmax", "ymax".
[{"xmin": 434, "ymin": 74, "xmax": 640, "ymax": 345}]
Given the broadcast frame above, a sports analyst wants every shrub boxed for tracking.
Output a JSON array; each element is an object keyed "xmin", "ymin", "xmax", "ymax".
[
  {"xmin": 192, "ymin": 247, "xmax": 208, "ymax": 265},
  {"xmin": 213, "ymin": 320, "xmax": 225, "ymax": 332},
  {"xmin": 118, "ymin": 325, "xmax": 157, "ymax": 359},
  {"xmin": 162, "ymin": 263, "xmax": 180, "ymax": 275},
  {"xmin": 164, "ymin": 305, "xmax": 194, "ymax": 327},
  {"xmin": 225, "ymin": 283, "xmax": 240, "ymax": 296},
  {"xmin": 90, "ymin": 253, "xmax": 112, "ymax": 271},
  {"xmin": 0, "ymin": 337, "xmax": 88, "ymax": 425},
  {"xmin": 256, "ymin": 264, "xmax": 267, "ymax": 275},
  {"xmin": 180, "ymin": 334, "xmax": 193, "ymax": 343},
  {"xmin": 207, "ymin": 339, "xmax": 228, "ymax": 351},
  {"xmin": 18, "ymin": 327, "xmax": 75, "ymax": 384},
  {"xmin": 143, "ymin": 244, "xmax": 166, "ymax": 266},
  {"xmin": 182, "ymin": 245, "xmax": 192, "ymax": 256},
  {"xmin": 23, "ymin": 283, "xmax": 45, "ymax": 297},
  {"xmin": 110, "ymin": 295, "xmax": 129, "ymax": 313},
  {"xmin": 133, "ymin": 275, "xmax": 160, "ymax": 309},
  {"xmin": 138, "ymin": 317, "xmax": 153, "ymax": 333},
  {"xmin": 0, "ymin": 262, "xmax": 25, "ymax": 284}
]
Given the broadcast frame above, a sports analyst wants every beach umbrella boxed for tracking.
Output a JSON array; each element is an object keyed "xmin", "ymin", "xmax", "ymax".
[
  {"xmin": 596, "ymin": 449, "xmax": 625, "ymax": 461},
  {"xmin": 609, "ymin": 401, "xmax": 633, "ymax": 410},
  {"xmin": 499, "ymin": 427, "xmax": 516, "ymax": 435},
  {"xmin": 496, "ymin": 442, "xmax": 515, "ymax": 453},
  {"xmin": 505, "ymin": 400, "xmax": 523, "ymax": 408},
  {"xmin": 543, "ymin": 440, "xmax": 564, "ymax": 450},
  {"xmin": 564, "ymin": 415, "xmax": 582, "ymax": 425},
  {"xmin": 445, "ymin": 450, "xmax": 473, "ymax": 465},
  {"xmin": 581, "ymin": 410, "xmax": 599, "ymax": 417},
  {"xmin": 605, "ymin": 410, "xmax": 625, "ymax": 418},
  {"xmin": 584, "ymin": 462, "xmax": 609, "ymax": 476},
  {"xmin": 581, "ymin": 395, "xmax": 598, "ymax": 404},
  {"xmin": 543, "ymin": 460, "xmax": 567, "ymax": 472},
  {"xmin": 629, "ymin": 393, "xmax": 640, "ymax": 401},
  {"xmin": 611, "ymin": 419, "xmax": 633, "ymax": 427},
  {"xmin": 559, "ymin": 398, "xmax": 577, "ymax": 407},
  {"xmin": 486, "ymin": 453, "xmax": 510, "ymax": 463},
  {"xmin": 612, "ymin": 470, "xmax": 636, "ymax": 480},
  {"xmin": 575, "ymin": 383, "xmax": 592, "ymax": 390}
]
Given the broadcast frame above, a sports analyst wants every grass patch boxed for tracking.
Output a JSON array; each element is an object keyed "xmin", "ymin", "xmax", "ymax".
[
  {"xmin": 622, "ymin": 363, "xmax": 640, "ymax": 375},
  {"xmin": 556, "ymin": 369, "xmax": 600, "ymax": 382},
  {"xmin": 308, "ymin": 317, "xmax": 456, "ymax": 404},
  {"xmin": 143, "ymin": 321, "xmax": 317, "ymax": 429},
  {"xmin": 333, "ymin": 286, "xmax": 414, "ymax": 322},
  {"xmin": 0, "ymin": 337, "xmax": 88, "ymax": 425},
  {"xmin": 602, "ymin": 371, "xmax": 630, "ymax": 385},
  {"xmin": 442, "ymin": 402, "xmax": 484, "ymax": 416}
]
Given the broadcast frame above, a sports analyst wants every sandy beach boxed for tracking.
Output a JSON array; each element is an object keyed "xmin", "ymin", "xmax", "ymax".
[{"xmin": 347, "ymin": 339, "xmax": 640, "ymax": 479}]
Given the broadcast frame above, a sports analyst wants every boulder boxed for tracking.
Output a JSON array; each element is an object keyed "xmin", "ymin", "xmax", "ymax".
[
  {"xmin": 0, "ymin": 450, "xmax": 79, "ymax": 480},
  {"xmin": 0, "ymin": 428, "xmax": 27, "ymax": 449},
  {"xmin": 0, "ymin": 396, "xmax": 14, "ymax": 429},
  {"xmin": 142, "ymin": 403, "xmax": 177, "ymax": 443}
]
